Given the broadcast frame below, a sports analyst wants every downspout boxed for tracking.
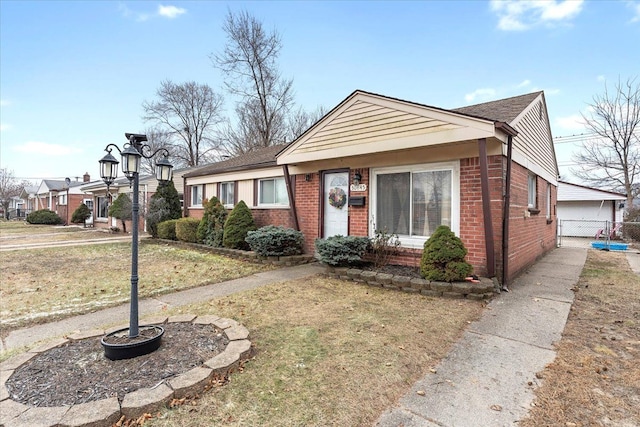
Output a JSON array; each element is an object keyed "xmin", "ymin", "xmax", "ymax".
[
  {"xmin": 182, "ymin": 175, "xmax": 188, "ymax": 217},
  {"xmin": 478, "ymin": 138, "xmax": 495, "ymax": 278},
  {"xmin": 282, "ymin": 165, "xmax": 300, "ymax": 231},
  {"xmin": 502, "ymin": 134, "xmax": 514, "ymax": 291}
]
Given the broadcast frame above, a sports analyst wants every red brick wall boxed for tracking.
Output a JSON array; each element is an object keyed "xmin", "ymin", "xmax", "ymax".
[
  {"xmin": 252, "ymin": 208, "xmax": 295, "ymax": 229},
  {"xmin": 348, "ymin": 169, "xmax": 369, "ymax": 238},
  {"xmin": 294, "ymin": 173, "xmax": 321, "ymax": 254}
]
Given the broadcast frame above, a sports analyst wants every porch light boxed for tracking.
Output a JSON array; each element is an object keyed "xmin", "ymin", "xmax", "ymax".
[{"xmin": 353, "ymin": 171, "xmax": 362, "ymax": 185}]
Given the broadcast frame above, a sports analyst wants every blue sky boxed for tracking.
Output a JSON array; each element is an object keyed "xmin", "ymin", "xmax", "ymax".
[{"xmin": 1, "ymin": 0, "xmax": 639, "ymax": 184}]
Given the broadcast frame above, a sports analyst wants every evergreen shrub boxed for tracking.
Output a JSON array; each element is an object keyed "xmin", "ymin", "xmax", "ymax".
[
  {"xmin": 222, "ymin": 200, "xmax": 256, "ymax": 250},
  {"xmin": 315, "ymin": 235, "xmax": 371, "ymax": 266},
  {"xmin": 26, "ymin": 209, "xmax": 63, "ymax": 225},
  {"xmin": 420, "ymin": 225, "xmax": 473, "ymax": 282},
  {"xmin": 108, "ymin": 193, "xmax": 132, "ymax": 233},
  {"xmin": 246, "ymin": 225, "xmax": 304, "ymax": 256},
  {"xmin": 175, "ymin": 218, "xmax": 200, "ymax": 243},
  {"xmin": 157, "ymin": 219, "xmax": 179, "ymax": 240},
  {"xmin": 146, "ymin": 181, "xmax": 182, "ymax": 238},
  {"xmin": 71, "ymin": 203, "xmax": 92, "ymax": 225},
  {"xmin": 197, "ymin": 197, "xmax": 227, "ymax": 246}
]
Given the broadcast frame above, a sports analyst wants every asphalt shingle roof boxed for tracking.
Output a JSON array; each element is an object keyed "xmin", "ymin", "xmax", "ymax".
[
  {"xmin": 452, "ymin": 91, "xmax": 542, "ymax": 124},
  {"xmin": 183, "ymin": 144, "xmax": 288, "ymax": 178}
]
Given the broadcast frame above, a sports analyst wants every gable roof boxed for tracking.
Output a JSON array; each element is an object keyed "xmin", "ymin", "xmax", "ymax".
[
  {"xmin": 452, "ymin": 92, "xmax": 543, "ymax": 123},
  {"xmin": 184, "ymin": 144, "xmax": 287, "ymax": 178}
]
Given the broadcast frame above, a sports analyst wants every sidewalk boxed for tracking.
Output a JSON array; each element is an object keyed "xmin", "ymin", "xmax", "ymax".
[
  {"xmin": 376, "ymin": 247, "xmax": 588, "ymax": 427},
  {"xmin": 1, "ymin": 263, "xmax": 325, "ymax": 352}
]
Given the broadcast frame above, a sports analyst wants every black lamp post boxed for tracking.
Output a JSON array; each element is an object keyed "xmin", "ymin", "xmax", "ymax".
[{"xmin": 98, "ymin": 133, "xmax": 173, "ymax": 359}]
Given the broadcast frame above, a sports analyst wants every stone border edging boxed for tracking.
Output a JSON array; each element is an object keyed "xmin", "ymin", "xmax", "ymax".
[
  {"xmin": 324, "ymin": 266, "xmax": 497, "ymax": 300},
  {"xmin": 0, "ymin": 315, "xmax": 251, "ymax": 427}
]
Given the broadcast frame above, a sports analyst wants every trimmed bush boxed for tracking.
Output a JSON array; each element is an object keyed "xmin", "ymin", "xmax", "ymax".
[
  {"xmin": 71, "ymin": 203, "xmax": 92, "ymax": 225},
  {"xmin": 246, "ymin": 225, "xmax": 304, "ymax": 256},
  {"xmin": 197, "ymin": 197, "xmax": 227, "ymax": 247},
  {"xmin": 146, "ymin": 180, "xmax": 182, "ymax": 238},
  {"xmin": 157, "ymin": 219, "xmax": 179, "ymax": 240},
  {"xmin": 175, "ymin": 217, "xmax": 200, "ymax": 243},
  {"xmin": 108, "ymin": 193, "xmax": 132, "ymax": 233},
  {"xmin": 421, "ymin": 225, "xmax": 473, "ymax": 282},
  {"xmin": 315, "ymin": 235, "xmax": 371, "ymax": 266},
  {"xmin": 26, "ymin": 209, "xmax": 63, "ymax": 225},
  {"xmin": 223, "ymin": 200, "xmax": 256, "ymax": 250}
]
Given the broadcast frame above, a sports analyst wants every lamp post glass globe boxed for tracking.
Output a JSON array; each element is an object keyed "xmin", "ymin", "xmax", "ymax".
[
  {"xmin": 99, "ymin": 151, "xmax": 119, "ymax": 186},
  {"xmin": 121, "ymin": 144, "xmax": 142, "ymax": 178},
  {"xmin": 155, "ymin": 156, "xmax": 174, "ymax": 183}
]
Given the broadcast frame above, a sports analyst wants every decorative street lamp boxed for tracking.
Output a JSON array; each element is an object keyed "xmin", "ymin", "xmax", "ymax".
[{"xmin": 98, "ymin": 133, "xmax": 173, "ymax": 360}]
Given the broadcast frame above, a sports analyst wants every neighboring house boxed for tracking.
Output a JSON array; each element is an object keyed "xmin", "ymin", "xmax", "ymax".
[
  {"xmin": 557, "ymin": 181, "xmax": 626, "ymax": 237},
  {"xmin": 34, "ymin": 173, "xmax": 92, "ymax": 224},
  {"xmin": 18, "ymin": 185, "xmax": 39, "ymax": 217},
  {"xmin": 183, "ymin": 144, "xmax": 291, "ymax": 228},
  {"xmin": 186, "ymin": 90, "xmax": 558, "ymax": 285}
]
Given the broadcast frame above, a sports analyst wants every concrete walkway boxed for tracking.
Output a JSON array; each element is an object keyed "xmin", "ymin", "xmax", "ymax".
[
  {"xmin": 1, "ymin": 263, "xmax": 325, "ymax": 352},
  {"xmin": 376, "ymin": 247, "xmax": 588, "ymax": 427},
  {"xmin": 626, "ymin": 248, "xmax": 640, "ymax": 275}
]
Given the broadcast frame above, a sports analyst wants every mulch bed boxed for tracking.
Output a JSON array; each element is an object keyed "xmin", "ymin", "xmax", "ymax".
[
  {"xmin": 362, "ymin": 263, "xmax": 422, "ymax": 279},
  {"xmin": 5, "ymin": 323, "xmax": 229, "ymax": 407}
]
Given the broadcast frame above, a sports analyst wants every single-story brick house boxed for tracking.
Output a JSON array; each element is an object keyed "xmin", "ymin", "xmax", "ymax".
[
  {"xmin": 185, "ymin": 90, "xmax": 559, "ymax": 286},
  {"xmin": 34, "ymin": 174, "xmax": 92, "ymax": 225}
]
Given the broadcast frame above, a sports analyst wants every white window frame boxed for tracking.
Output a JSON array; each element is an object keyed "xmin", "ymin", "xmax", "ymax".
[
  {"xmin": 528, "ymin": 174, "xmax": 537, "ymax": 209},
  {"xmin": 58, "ymin": 193, "xmax": 67, "ymax": 206},
  {"xmin": 220, "ymin": 182, "xmax": 234, "ymax": 208},
  {"xmin": 546, "ymin": 183, "xmax": 551, "ymax": 219},
  {"xmin": 191, "ymin": 185, "xmax": 203, "ymax": 207},
  {"xmin": 258, "ymin": 177, "xmax": 289, "ymax": 207},
  {"xmin": 369, "ymin": 161, "xmax": 460, "ymax": 249}
]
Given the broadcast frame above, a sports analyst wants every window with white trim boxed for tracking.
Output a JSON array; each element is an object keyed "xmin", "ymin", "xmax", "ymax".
[
  {"xmin": 58, "ymin": 194, "xmax": 67, "ymax": 206},
  {"xmin": 371, "ymin": 162, "xmax": 459, "ymax": 248},
  {"xmin": 220, "ymin": 182, "xmax": 234, "ymax": 207},
  {"xmin": 546, "ymin": 183, "xmax": 551, "ymax": 219},
  {"xmin": 191, "ymin": 185, "xmax": 203, "ymax": 207},
  {"xmin": 528, "ymin": 174, "xmax": 537, "ymax": 209},
  {"xmin": 258, "ymin": 177, "xmax": 288, "ymax": 206},
  {"xmin": 97, "ymin": 196, "xmax": 109, "ymax": 219}
]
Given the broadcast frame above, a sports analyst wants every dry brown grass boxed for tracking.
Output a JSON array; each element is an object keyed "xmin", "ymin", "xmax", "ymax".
[
  {"xmin": 149, "ymin": 277, "xmax": 485, "ymax": 427},
  {"xmin": 0, "ymin": 242, "xmax": 273, "ymax": 331},
  {"xmin": 0, "ymin": 222, "xmax": 121, "ymax": 245},
  {"xmin": 520, "ymin": 250, "xmax": 640, "ymax": 427}
]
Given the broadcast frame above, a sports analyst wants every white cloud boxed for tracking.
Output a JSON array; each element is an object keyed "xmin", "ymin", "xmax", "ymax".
[
  {"xmin": 0, "ymin": 99, "xmax": 10, "ymax": 107},
  {"xmin": 13, "ymin": 141, "xmax": 83, "ymax": 156},
  {"xmin": 517, "ymin": 79, "xmax": 532, "ymax": 88},
  {"xmin": 0, "ymin": 123, "xmax": 11, "ymax": 132},
  {"xmin": 626, "ymin": 1, "xmax": 640, "ymax": 22},
  {"xmin": 490, "ymin": 0, "xmax": 584, "ymax": 31},
  {"xmin": 158, "ymin": 5, "xmax": 186, "ymax": 19},
  {"xmin": 465, "ymin": 88, "xmax": 497, "ymax": 103},
  {"xmin": 555, "ymin": 114, "xmax": 586, "ymax": 131},
  {"xmin": 117, "ymin": 2, "xmax": 151, "ymax": 22},
  {"xmin": 597, "ymin": 75, "xmax": 606, "ymax": 82}
]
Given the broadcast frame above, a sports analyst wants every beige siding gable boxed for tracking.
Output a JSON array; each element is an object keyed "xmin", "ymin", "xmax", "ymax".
[
  {"xmin": 509, "ymin": 93, "xmax": 559, "ymax": 184},
  {"xmin": 278, "ymin": 91, "xmax": 496, "ymax": 165}
]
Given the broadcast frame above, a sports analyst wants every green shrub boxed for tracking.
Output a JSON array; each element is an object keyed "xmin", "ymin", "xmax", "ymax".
[
  {"xmin": 197, "ymin": 197, "xmax": 227, "ymax": 247},
  {"xmin": 71, "ymin": 203, "xmax": 92, "ymax": 225},
  {"xmin": 108, "ymin": 193, "xmax": 132, "ymax": 233},
  {"xmin": 421, "ymin": 225, "xmax": 473, "ymax": 282},
  {"xmin": 26, "ymin": 209, "xmax": 63, "ymax": 225},
  {"xmin": 175, "ymin": 218, "xmax": 200, "ymax": 243},
  {"xmin": 223, "ymin": 200, "xmax": 256, "ymax": 250},
  {"xmin": 146, "ymin": 180, "xmax": 182, "ymax": 238},
  {"xmin": 157, "ymin": 219, "xmax": 179, "ymax": 240},
  {"xmin": 315, "ymin": 235, "xmax": 371, "ymax": 266},
  {"xmin": 246, "ymin": 225, "xmax": 304, "ymax": 256}
]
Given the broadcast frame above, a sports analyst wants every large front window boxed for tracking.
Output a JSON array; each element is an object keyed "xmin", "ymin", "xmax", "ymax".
[
  {"xmin": 97, "ymin": 196, "xmax": 109, "ymax": 219},
  {"xmin": 372, "ymin": 162, "xmax": 458, "ymax": 247},
  {"xmin": 220, "ymin": 182, "xmax": 234, "ymax": 207},
  {"xmin": 258, "ymin": 177, "xmax": 288, "ymax": 206}
]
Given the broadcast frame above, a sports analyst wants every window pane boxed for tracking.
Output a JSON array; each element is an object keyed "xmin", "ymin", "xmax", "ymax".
[
  {"xmin": 221, "ymin": 182, "xmax": 234, "ymax": 205},
  {"xmin": 98, "ymin": 197, "xmax": 109, "ymax": 218},
  {"xmin": 376, "ymin": 173, "xmax": 410, "ymax": 235},
  {"xmin": 275, "ymin": 178, "xmax": 288, "ymax": 204},
  {"xmin": 528, "ymin": 175, "xmax": 536, "ymax": 208},
  {"xmin": 413, "ymin": 170, "xmax": 451, "ymax": 236},
  {"xmin": 260, "ymin": 179, "xmax": 275, "ymax": 204}
]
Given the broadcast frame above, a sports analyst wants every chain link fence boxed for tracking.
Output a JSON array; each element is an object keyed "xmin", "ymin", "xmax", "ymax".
[{"xmin": 558, "ymin": 220, "xmax": 640, "ymax": 248}]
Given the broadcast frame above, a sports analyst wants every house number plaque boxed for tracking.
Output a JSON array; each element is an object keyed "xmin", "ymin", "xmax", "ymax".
[{"xmin": 350, "ymin": 184, "xmax": 367, "ymax": 192}]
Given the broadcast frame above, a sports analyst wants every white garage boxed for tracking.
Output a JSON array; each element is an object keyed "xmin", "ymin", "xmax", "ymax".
[{"xmin": 557, "ymin": 181, "xmax": 626, "ymax": 237}]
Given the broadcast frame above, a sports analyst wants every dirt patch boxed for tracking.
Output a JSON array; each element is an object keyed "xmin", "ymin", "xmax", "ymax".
[
  {"xmin": 520, "ymin": 250, "xmax": 640, "ymax": 426},
  {"xmin": 5, "ymin": 323, "xmax": 228, "ymax": 407}
]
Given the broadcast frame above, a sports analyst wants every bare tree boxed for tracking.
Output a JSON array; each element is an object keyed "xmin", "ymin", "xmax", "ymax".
[
  {"xmin": 212, "ymin": 10, "xmax": 294, "ymax": 154},
  {"xmin": 0, "ymin": 168, "xmax": 32, "ymax": 219},
  {"xmin": 287, "ymin": 105, "xmax": 326, "ymax": 142},
  {"xmin": 572, "ymin": 77, "xmax": 640, "ymax": 219},
  {"xmin": 142, "ymin": 80, "xmax": 224, "ymax": 167},
  {"xmin": 139, "ymin": 126, "xmax": 179, "ymax": 175}
]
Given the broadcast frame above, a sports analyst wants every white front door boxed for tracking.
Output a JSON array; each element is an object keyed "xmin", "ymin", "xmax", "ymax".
[{"xmin": 323, "ymin": 172, "xmax": 349, "ymax": 237}]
